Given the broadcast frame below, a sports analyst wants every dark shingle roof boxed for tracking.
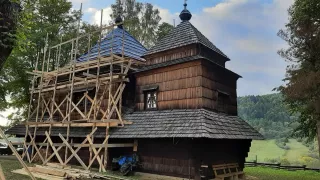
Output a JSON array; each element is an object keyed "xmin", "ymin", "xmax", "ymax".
[
  {"xmin": 135, "ymin": 55, "xmax": 241, "ymax": 78},
  {"xmin": 6, "ymin": 109, "xmax": 262, "ymax": 140},
  {"xmin": 77, "ymin": 27, "xmax": 147, "ymax": 62},
  {"xmin": 144, "ymin": 21, "xmax": 228, "ymax": 59}
]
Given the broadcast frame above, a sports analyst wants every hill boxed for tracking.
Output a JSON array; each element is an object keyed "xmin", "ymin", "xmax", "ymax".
[{"xmin": 238, "ymin": 93, "xmax": 298, "ymax": 139}]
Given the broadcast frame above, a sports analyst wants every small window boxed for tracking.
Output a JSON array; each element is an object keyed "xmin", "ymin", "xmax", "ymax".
[
  {"xmin": 217, "ymin": 91, "xmax": 229, "ymax": 112},
  {"xmin": 145, "ymin": 91, "xmax": 157, "ymax": 110}
]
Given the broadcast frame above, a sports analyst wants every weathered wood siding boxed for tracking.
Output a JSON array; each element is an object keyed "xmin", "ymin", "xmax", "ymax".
[
  {"xmin": 145, "ymin": 45, "xmax": 198, "ymax": 65},
  {"xmin": 135, "ymin": 58, "xmax": 238, "ymax": 115}
]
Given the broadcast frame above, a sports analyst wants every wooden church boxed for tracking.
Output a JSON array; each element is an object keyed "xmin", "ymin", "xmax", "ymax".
[{"xmin": 7, "ymin": 2, "xmax": 262, "ymax": 179}]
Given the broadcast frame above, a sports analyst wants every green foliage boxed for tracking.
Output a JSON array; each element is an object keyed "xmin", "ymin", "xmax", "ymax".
[
  {"xmin": 156, "ymin": 22, "xmax": 173, "ymax": 41},
  {"xmin": 238, "ymin": 93, "xmax": 298, "ymax": 140},
  {"xmin": 0, "ymin": 0, "xmax": 20, "ymax": 69},
  {"xmin": 245, "ymin": 167, "xmax": 320, "ymax": 180},
  {"xmin": 0, "ymin": 0, "xmax": 100, "ymax": 125},
  {"xmin": 280, "ymin": 158, "xmax": 291, "ymax": 165},
  {"xmin": 277, "ymin": 0, "xmax": 320, "ymax": 140},
  {"xmin": 110, "ymin": 0, "xmax": 162, "ymax": 48}
]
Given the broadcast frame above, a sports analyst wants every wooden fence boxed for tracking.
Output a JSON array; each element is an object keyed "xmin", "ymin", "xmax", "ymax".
[{"xmin": 245, "ymin": 161, "xmax": 320, "ymax": 172}]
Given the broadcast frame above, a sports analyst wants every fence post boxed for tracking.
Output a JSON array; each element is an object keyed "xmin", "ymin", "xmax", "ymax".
[
  {"xmin": 278, "ymin": 163, "xmax": 281, "ymax": 169},
  {"xmin": 303, "ymin": 165, "xmax": 306, "ymax": 171}
]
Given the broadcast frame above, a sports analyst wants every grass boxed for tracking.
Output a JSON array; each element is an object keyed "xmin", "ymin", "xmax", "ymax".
[
  {"xmin": 247, "ymin": 139, "xmax": 286, "ymax": 161},
  {"xmin": 247, "ymin": 139, "xmax": 317, "ymax": 164},
  {"xmin": 245, "ymin": 167, "xmax": 320, "ymax": 180},
  {"xmin": 0, "ymin": 158, "xmax": 35, "ymax": 180},
  {"xmin": 1, "ymin": 157, "xmax": 319, "ymax": 180},
  {"xmin": 284, "ymin": 139, "xmax": 309, "ymax": 160}
]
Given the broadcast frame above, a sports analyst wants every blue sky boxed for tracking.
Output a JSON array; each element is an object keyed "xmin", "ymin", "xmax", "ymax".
[
  {"xmin": 0, "ymin": 0, "xmax": 294, "ymax": 126},
  {"xmin": 69, "ymin": 0, "xmax": 294, "ymax": 96}
]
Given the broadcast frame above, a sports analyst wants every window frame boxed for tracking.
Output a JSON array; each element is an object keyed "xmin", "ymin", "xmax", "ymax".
[
  {"xmin": 217, "ymin": 91, "xmax": 230, "ymax": 112},
  {"xmin": 144, "ymin": 90, "xmax": 158, "ymax": 110}
]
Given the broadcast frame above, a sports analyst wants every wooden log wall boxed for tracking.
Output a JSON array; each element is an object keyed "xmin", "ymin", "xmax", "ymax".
[
  {"xmin": 135, "ymin": 60, "xmax": 203, "ymax": 110},
  {"xmin": 136, "ymin": 138, "xmax": 194, "ymax": 178},
  {"xmin": 198, "ymin": 44, "xmax": 227, "ymax": 67},
  {"xmin": 135, "ymin": 58, "xmax": 239, "ymax": 115}
]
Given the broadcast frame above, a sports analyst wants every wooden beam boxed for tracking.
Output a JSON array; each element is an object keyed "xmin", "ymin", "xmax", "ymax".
[
  {"xmin": 58, "ymin": 133, "xmax": 88, "ymax": 170},
  {"xmin": 45, "ymin": 131, "xmax": 64, "ymax": 165},
  {"xmin": 26, "ymin": 121, "xmax": 132, "ymax": 127},
  {"xmin": 0, "ymin": 128, "xmax": 36, "ymax": 180},
  {"xmin": 21, "ymin": 143, "xmax": 134, "ymax": 148}
]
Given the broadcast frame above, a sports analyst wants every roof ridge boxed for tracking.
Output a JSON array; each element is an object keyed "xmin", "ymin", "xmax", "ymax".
[
  {"xmin": 144, "ymin": 21, "xmax": 229, "ymax": 59},
  {"xmin": 187, "ymin": 22, "xmax": 229, "ymax": 59}
]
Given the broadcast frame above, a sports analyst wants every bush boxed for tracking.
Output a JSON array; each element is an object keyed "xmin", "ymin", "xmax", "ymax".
[
  {"xmin": 280, "ymin": 158, "xmax": 291, "ymax": 165},
  {"xmin": 264, "ymin": 158, "xmax": 279, "ymax": 163}
]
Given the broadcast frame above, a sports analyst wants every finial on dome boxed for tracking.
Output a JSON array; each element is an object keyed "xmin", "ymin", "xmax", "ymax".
[
  {"xmin": 179, "ymin": 0, "xmax": 192, "ymax": 21},
  {"xmin": 115, "ymin": 4, "xmax": 123, "ymax": 29},
  {"xmin": 115, "ymin": 15, "xmax": 123, "ymax": 29}
]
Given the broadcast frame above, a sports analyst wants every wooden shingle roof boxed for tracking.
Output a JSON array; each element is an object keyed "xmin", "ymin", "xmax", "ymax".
[
  {"xmin": 144, "ymin": 21, "xmax": 229, "ymax": 60},
  {"xmin": 6, "ymin": 109, "xmax": 263, "ymax": 140}
]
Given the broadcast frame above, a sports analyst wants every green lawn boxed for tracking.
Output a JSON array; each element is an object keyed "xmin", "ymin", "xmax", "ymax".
[
  {"xmin": 0, "ymin": 158, "xmax": 35, "ymax": 180},
  {"xmin": 247, "ymin": 139, "xmax": 318, "ymax": 165},
  {"xmin": 245, "ymin": 167, "xmax": 320, "ymax": 180},
  {"xmin": 247, "ymin": 140, "xmax": 286, "ymax": 161},
  {"xmin": 284, "ymin": 139, "xmax": 309, "ymax": 160}
]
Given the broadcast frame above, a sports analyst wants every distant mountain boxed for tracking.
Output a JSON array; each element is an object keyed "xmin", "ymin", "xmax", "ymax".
[{"xmin": 238, "ymin": 93, "xmax": 298, "ymax": 139}]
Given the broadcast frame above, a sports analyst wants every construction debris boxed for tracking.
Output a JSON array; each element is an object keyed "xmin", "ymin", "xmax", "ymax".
[{"xmin": 12, "ymin": 163, "xmax": 130, "ymax": 180}]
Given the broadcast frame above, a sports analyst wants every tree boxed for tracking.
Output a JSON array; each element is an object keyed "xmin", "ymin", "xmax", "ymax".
[
  {"xmin": 156, "ymin": 22, "xmax": 173, "ymax": 41},
  {"xmin": 110, "ymin": 0, "xmax": 161, "ymax": 48},
  {"xmin": 0, "ymin": 0, "xmax": 99, "ymax": 126},
  {"xmin": 277, "ymin": 0, "xmax": 320, "ymax": 151},
  {"xmin": 0, "ymin": 0, "xmax": 20, "ymax": 70}
]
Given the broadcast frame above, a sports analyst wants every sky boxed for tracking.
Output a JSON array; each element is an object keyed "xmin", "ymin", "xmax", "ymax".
[{"xmin": 0, "ymin": 0, "xmax": 294, "ymax": 126}]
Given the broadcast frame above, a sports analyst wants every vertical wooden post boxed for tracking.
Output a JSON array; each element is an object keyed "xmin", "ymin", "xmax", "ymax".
[
  {"xmin": 0, "ymin": 163, "xmax": 6, "ymax": 180},
  {"xmin": 316, "ymin": 100, "xmax": 320, "ymax": 156}
]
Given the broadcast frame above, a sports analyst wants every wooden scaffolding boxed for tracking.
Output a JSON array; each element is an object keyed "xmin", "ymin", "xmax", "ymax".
[{"xmin": 20, "ymin": 9, "xmax": 137, "ymax": 172}]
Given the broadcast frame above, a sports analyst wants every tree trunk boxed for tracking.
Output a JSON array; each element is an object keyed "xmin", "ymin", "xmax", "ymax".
[{"xmin": 316, "ymin": 100, "xmax": 320, "ymax": 156}]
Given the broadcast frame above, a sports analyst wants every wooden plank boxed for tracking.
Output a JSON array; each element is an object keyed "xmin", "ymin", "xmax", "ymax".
[
  {"xmin": 26, "ymin": 121, "xmax": 131, "ymax": 127},
  {"xmin": 31, "ymin": 166, "xmax": 66, "ymax": 177},
  {"xmin": 45, "ymin": 131, "xmax": 64, "ymax": 165},
  {"xmin": 86, "ymin": 135, "xmax": 106, "ymax": 172},
  {"xmin": 133, "ymin": 140, "xmax": 138, "ymax": 152},
  {"xmin": 0, "ymin": 164, "xmax": 6, "ymax": 180},
  {"xmin": 12, "ymin": 169, "xmax": 64, "ymax": 180},
  {"xmin": 58, "ymin": 133, "xmax": 88, "ymax": 170},
  {"xmin": 23, "ymin": 143, "xmax": 134, "ymax": 148},
  {"xmin": 46, "ymin": 163, "xmax": 71, "ymax": 169},
  {"xmin": 64, "ymin": 127, "xmax": 97, "ymax": 164}
]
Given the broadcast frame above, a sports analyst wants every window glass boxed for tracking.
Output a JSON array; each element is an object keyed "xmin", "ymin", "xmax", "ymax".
[{"xmin": 145, "ymin": 91, "xmax": 157, "ymax": 109}]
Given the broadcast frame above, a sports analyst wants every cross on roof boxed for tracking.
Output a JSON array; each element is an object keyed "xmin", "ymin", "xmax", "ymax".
[{"xmin": 184, "ymin": 0, "xmax": 187, "ymax": 9}]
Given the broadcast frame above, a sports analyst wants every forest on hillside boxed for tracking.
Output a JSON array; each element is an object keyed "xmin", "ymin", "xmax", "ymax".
[
  {"xmin": 238, "ymin": 94, "xmax": 318, "ymax": 153},
  {"xmin": 238, "ymin": 93, "xmax": 298, "ymax": 140}
]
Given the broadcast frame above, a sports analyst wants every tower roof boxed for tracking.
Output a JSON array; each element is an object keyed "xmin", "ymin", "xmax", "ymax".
[
  {"xmin": 77, "ymin": 27, "xmax": 147, "ymax": 62},
  {"xmin": 144, "ymin": 20, "xmax": 229, "ymax": 59}
]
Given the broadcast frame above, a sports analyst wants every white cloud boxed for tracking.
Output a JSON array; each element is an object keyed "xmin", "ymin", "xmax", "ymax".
[
  {"xmin": 92, "ymin": 7, "xmax": 113, "ymax": 25},
  {"xmin": 84, "ymin": 0, "xmax": 293, "ymax": 96},
  {"xmin": 0, "ymin": 108, "xmax": 14, "ymax": 126},
  {"xmin": 85, "ymin": 7, "xmax": 98, "ymax": 14},
  {"xmin": 154, "ymin": 5, "xmax": 179, "ymax": 25}
]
